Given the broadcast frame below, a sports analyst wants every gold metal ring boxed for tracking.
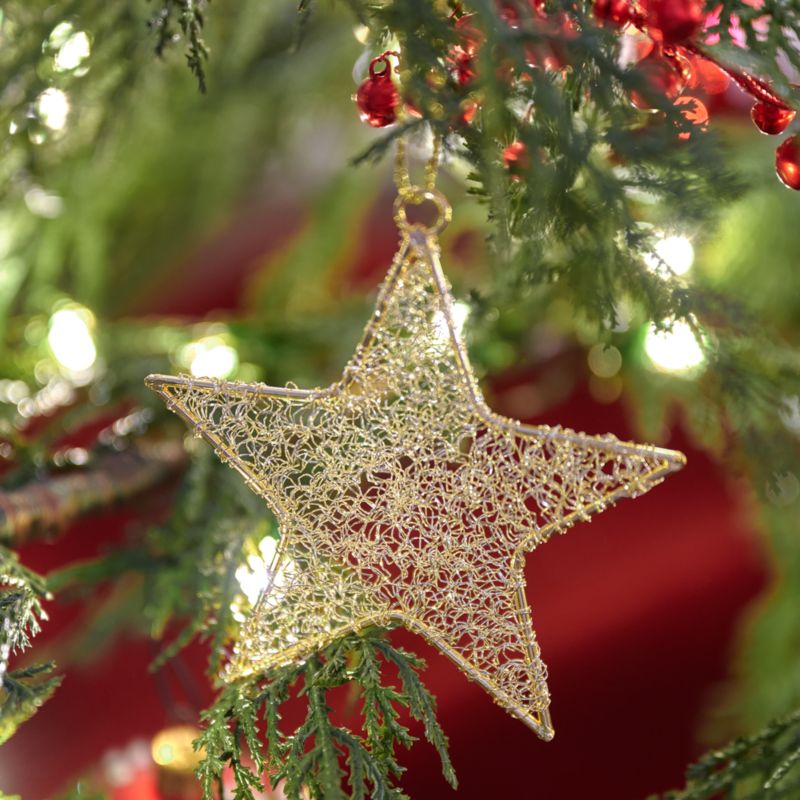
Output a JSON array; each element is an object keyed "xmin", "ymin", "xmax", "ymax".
[{"xmin": 393, "ymin": 188, "xmax": 452, "ymax": 236}]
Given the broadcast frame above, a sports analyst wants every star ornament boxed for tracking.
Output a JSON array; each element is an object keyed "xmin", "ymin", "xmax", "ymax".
[{"xmin": 146, "ymin": 195, "xmax": 685, "ymax": 740}]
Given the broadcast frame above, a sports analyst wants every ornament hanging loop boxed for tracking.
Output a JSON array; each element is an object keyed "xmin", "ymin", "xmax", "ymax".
[
  {"xmin": 369, "ymin": 50, "xmax": 400, "ymax": 79},
  {"xmin": 393, "ymin": 188, "xmax": 452, "ymax": 236},
  {"xmin": 394, "ymin": 132, "xmax": 447, "ymax": 235},
  {"xmin": 395, "ymin": 133, "xmax": 442, "ymax": 197}
]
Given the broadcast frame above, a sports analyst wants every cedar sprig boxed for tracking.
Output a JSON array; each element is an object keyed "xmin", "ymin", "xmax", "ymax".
[
  {"xmin": 654, "ymin": 709, "xmax": 800, "ymax": 799},
  {"xmin": 196, "ymin": 629, "xmax": 456, "ymax": 800},
  {"xmin": 0, "ymin": 547, "xmax": 60, "ymax": 744}
]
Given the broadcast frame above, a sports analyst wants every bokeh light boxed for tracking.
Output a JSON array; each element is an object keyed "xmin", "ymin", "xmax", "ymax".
[
  {"xmin": 587, "ymin": 343, "xmax": 622, "ymax": 378},
  {"xmin": 235, "ymin": 536, "xmax": 279, "ymax": 607},
  {"xmin": 181, "ymin": 335, "xmax": 238, "ymax": 379},
  {"xmin": 53, "ymin": 28, "xmax": 90, "ymax": 72},
  {"xmin": 48, "ymin": 306, "xmax": 97, "ymax": 373},
  {"xmin": 434, "ymin": 300, "xmax": 470, "ymax": 341},
  {"xmin": 36, "ymin": 88, "xmax": 70, "ymax": 131},
  {"xmin": 644, "ymin": 320, "xmax": 705, "ymax": 374},
  {"xmin": 644, "ymin": 233, "xmax": 695, "ymax": 276}
]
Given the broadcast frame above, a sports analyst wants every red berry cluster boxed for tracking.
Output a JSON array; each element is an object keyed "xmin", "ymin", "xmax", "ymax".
[
  {"xmin": 595, "ymin": 0, "xmax": 799, "ymax": 188},
  {"xmin": 354, "ymin": 0, "xmax": 576, "ymax": 178},
  {"xmin": 354, "ymin": 2, "xmax": 798, "ymax": 188}
]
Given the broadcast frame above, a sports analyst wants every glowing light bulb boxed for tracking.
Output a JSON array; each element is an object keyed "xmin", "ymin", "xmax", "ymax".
[
  {"xmin": 644, "ymin": 233, "xmax": 695, "ymax": 276},
  {"xmin": 644, "ymin": 320, "xmax": 705, "ymax": 374},
  {"xmin": 54, "ymin": 31, "xmax": 90, "ymax": 71},
  {"xmin": 182, "ymin": 336, "xmax": 238, "ymax": 379},
  {"xmin": 36, "ymin": 88, "xmax": 70, "ymax": 131},
  {"xmin": 235, "ymin": 536, "xmax": 279, "ymax": 606},
  {"xmin": 48, "ymin": 306, "xmax": 97, "ymax": 373}
]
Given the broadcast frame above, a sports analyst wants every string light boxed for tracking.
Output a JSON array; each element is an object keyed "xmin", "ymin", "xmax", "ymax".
[
  {"xmin": 36, "ymin": 88, "xmax": 70, "ymax": 131},
  {"xmin": 54, "ymin": 30, "xmax": 90, "ymax": 71},
  {"xmin": 644, "ymin": 233, "xmax": 695, "ymax": 276},
  {"xmin": 235, "ymin": 537, "xmax": 279, "ymax": 607},
  {"xmin": 48, "ymin": 305, "xmax": 97, "ymax": 373},
  {"xmin": 180, "ymin": 335, "xmax": 238, "ymax": 379},
  {"xmin": 644, "ymin": 320, "xmax": 705, "ymax": 374}
]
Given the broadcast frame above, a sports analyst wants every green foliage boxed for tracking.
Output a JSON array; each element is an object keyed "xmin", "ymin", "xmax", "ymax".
[
  {"xmin": 655, "ymin": 710, "xmax": 800, "ymax": 800},
  {"xmin": 149, "ymin": 1, "xmax": 211, "ymax": 92},
  {"xmin": 0, "ymin": 547, "xmax": 60, "ymax": 744},
  {"xmin": 196, "ymin": 630, "xmax": 456, "ymax": 800},
  {"xmin": 141, "ymin": 446, "xmax": 270, "ymax": 675},
  {"xmin": 47, "ymin": 445, "xmax": 273, "ymax": 677},
  {"xmin": 708, "ymin": 1, "xmax": 800, "ymax": 88}
]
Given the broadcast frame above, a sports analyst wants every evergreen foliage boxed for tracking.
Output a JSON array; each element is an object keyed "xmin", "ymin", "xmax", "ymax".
[
  {"xmin": 654, "ymin": 709, "xmax": 800, "ymax": 800},
  {"xmin": 196, "ymin": 630, "xmax": 455, "ymax": 800},
  {"xmin": 0, "ymin": 547, "xmax": 60, "ymax": 744}
]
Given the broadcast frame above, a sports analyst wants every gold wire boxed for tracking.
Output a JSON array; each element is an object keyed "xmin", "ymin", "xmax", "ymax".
[
  {"xmin": 146, "ymin": 229, "xmax": 686, "ymax": 741},
  {"xmin": 394, "ymin": 133, "xmax": 442, "ymax": 199},
  {"xmin": 145, "ymin": 116, "xmax": 685, "ymax": 740}
]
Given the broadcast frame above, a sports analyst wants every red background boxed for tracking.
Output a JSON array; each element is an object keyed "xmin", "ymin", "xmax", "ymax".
[{"xmin": 0, "ymin": 192, "xmax": 767, "ymax": 799}]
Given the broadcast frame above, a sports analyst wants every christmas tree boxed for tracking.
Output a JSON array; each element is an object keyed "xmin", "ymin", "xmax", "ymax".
[{"xmin": 1, "ymin": 1, "xmax": 800, "ymax": 798}]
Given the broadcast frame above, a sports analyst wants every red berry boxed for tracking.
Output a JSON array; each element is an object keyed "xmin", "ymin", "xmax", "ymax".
[
  {"xmin": 751, "ymin": 102, "xmax": 796, "ymax": 135},
  {"xmin": 594, "ymin": 0, "xmax": 633, "ymax": 27},
  {"xmin": 641, "ymin": 0, "xmax": 705, "ymax": 44},
  {"xmin": 356, "ymin": 75, "xmax": 399, "ymax": 127},
  {"xmin": 455, "ymin": 14, "xmax": 485, "ymax": 54},
  {"xmin": 503, "ymin": 140, "xmax": 530, "ymax": 179},
  {"xmin": 497, "ymin": 1, "xmax": 521, "ymax": 28},
  {"xmin": 630, "ymin": 51, "xmax": 688, "ymax": 110},
  {"xmin": 455, "ymin": 98, "xmax": 480, "ymax": 127},
  {"xmin": 448, "ymin": 45, "xmax": 478, "ymax": 86},
  {"xmin": 776, "ymin": 135, "xmax": 800, "ymax": 190},
  {"xmin": 355, "ymin": 53, "xmax": 401, "ymax": 128},
  {"xmin": 687, "ymin": 56, "xmax": 730, "ymax": 95}
]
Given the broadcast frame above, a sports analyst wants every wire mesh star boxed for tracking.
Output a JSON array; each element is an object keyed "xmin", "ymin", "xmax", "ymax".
[{"xmin": 146, "ymin": 208, "xmax": 685, "ymax": 740}]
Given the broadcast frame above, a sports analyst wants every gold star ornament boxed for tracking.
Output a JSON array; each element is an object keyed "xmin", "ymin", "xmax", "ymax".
[{"xmin": 146, "ymin": 188, "xmax": 685, "ymax": 740}]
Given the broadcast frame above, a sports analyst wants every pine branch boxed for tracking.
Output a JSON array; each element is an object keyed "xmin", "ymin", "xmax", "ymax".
[
  {"xmin": 42, "ymin": 444, "xmax": 271, "ymax": 680},
  {"xmin": 373, "ymin": 639, "xmax": 457, "ymax": 789},
  {"xmin": 707, "ymin": 1, "xmax": 800, "ymax": 90},
  {"xmin": 148, "ymin": 0, "xmax": 211, "ymax": 92},
  {"xmin": 301, "ymin": 657, "xmax": 348, "ymax": 800},
  {"xmin": 655, "ymin": 709, "xmax": 800, "ymax": 800},
  {"xmin": 0, "ymin": 442, "xmax": 186, "ymax": 545},
  {"xmin": 0, "ymin": 662, "xmax": 62, "ymax": 746},
  {"xmin": 197, "ymin": 630, "xmax": 453, "ymax": 800},
  {"xmin": 0, "ymin": 547, "xmax": 59, "ymax": 743}
]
